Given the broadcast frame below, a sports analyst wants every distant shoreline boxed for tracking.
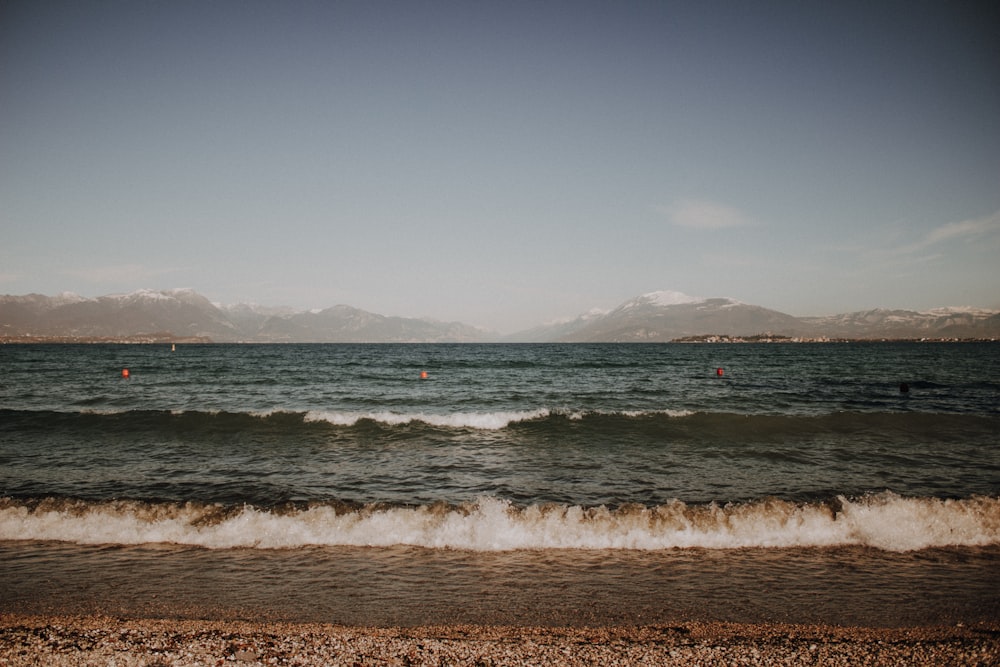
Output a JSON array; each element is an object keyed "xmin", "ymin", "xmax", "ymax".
[
  {"xmin": 669, "ymin": 334, "xmax": 1000, "ymax": 343},
  {"xmin": 2, "ymin": 335, "xmax": 997, "ymax": 344},
  {"xmin": 0, "ymin": 334, "xmax": 212, "ymax": 344}
]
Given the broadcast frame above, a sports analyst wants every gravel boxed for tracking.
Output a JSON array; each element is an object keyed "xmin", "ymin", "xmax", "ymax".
[{"xmin": 1, "ymin": 614, "xmax": 997, "ymax": 666}]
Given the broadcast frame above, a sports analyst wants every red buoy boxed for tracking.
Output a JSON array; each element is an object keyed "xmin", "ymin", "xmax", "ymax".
[
  {"xmin": 121, "ymin": 368, "xmax": 130, "ymax": 379},
  {"xmin": 420, "ymin": 371, "xmax": 429, "ymax": 379},
  {"xmin": 716, "ymin": 367, "xmax": 724, "ymax": 376}
]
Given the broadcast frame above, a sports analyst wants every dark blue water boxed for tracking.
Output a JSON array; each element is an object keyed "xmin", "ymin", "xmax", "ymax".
[
  {"xmin": 2, "ymin": 343, "xmax": 997, "ymax": 506},
  {"xmin": 1, "ymin": 343, "xmax": 998, "ymax": 625}
]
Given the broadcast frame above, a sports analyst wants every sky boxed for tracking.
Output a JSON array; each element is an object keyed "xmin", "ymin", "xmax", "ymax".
[{"xmin": 1, "ymin": 0, "xmax": 998, "ymax": 333}]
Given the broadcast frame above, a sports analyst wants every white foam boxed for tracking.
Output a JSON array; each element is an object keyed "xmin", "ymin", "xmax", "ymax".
[
  {"xmin": 302, "ymin": 408, "xmax": 693, "ymax": 429},
  {"xmin": 2, "ymin": 493, "xmax": 997, "ymax": 553},
  {"xmin": 303, "ymin": 409, "xmax": 551, "ymax": 430},
  {"xmin": 621, "ymin": 409, "xmax": 694, "ymax": 418}
]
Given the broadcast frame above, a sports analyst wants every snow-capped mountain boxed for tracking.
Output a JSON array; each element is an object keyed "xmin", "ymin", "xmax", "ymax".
[
  {"xmin": 798, "ymin": 307, "xmax": 1000, "ymax": 339},
  {"xmin": 2, "ymin": 289, "xmax": 998, "ymax": 342},
  {"xmin": 0, "ymin": 289, "xmax": 238, "ymax": 341},
  {"xmin": 619, "ymin": 290, "xmax": 714, "ymax": 308},
  {"xmin": 0, "ymin": 290, "xmax": 490, "ymax": 343},
  {"xmin": 550, "ymin": 291, "xmax": 804, "ymax": 342},
  {"xmin": 512, "ymin": 291, "xmax": 1000, "ymax": 342}
]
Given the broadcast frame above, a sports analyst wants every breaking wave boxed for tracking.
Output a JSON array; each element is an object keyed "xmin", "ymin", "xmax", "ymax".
[
  {"xmin": 2, "ymin": 407, "xmax": 698, "ymax": 432},
  {"xmin": 2, "ymin": 493, "xmax": 997, "ymax": 553},
  {"xmin": 301, "ymin": 407, "xmax": 694, "ymax": 429},
  {"xmin": 303, "ymin": 408, "xmax": 552, "ymax": 429},
  {"xmin": 6, "ymin": 407, "xmax": 989, "ymax": 437}
]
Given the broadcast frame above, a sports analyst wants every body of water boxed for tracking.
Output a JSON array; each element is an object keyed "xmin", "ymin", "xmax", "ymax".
[{"xmin": 1, "ymin": 343, "xmax": 997, "ymax": 626}]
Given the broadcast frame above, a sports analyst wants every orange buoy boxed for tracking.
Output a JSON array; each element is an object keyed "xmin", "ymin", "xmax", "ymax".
[
  {"xmin": 420, "ymin": 371, "xmax": 429, "ymax": 380},
  {"xmin": 716, "ymin": 367, "xmax": 724, "ymax": 376},
  {"xmin": 121, "ymin": 368, "xmax": 130, "ymax": 379}
]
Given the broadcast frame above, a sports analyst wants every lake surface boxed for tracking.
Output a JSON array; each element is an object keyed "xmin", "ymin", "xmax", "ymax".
[{"xmin": 1, "ymin": 343, "xmax": 997, "ymax": 625}]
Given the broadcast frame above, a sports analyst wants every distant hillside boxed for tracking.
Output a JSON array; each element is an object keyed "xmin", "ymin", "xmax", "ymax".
[
  {"xmin": 552, "ymin": 291, "xmax": 805, "ymax": 342},
  {"xmin": 2, "ymin": 289, "xmax": 998, "ymax": 343},
  {"xmin": 501, "ymin": 308, "xmax": 609, "ymax": 343},
  {"xmin": 798, "ymin": 308, "xmax": 1000, "ymax": 340},
  {"xmin": 0, "ymin": 289, "xmax": 239, "ymax": 341},
  {"xmin": 0, "ymin": 290, "xmax": 489, "ymax": 343},
  {"xmin": 253, "ymin": 304, "xmax": 486, "ymax": 343},
  {"xmin": 508, "ymin": 291, "xmax": 1000, "ymax": 342}
]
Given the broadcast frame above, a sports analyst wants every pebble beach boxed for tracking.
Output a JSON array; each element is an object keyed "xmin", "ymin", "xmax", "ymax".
[{"xmin": 2, "ymin": 614, "xmax": 998, "ymax": 666}]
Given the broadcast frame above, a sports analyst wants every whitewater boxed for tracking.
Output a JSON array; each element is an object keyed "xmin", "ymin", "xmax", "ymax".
[{"xmin": 3, "ymin": 493, "xmax": 998, "ymax": 552}]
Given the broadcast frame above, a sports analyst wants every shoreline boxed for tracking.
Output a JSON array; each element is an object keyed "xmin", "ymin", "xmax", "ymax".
[
  {"xmin": 3, "ymin": 337, "xmax": 999, "ymax": 344},
  {"xmin": 2, "ymin": 614, "xmax": 997, "ymax": 666}
]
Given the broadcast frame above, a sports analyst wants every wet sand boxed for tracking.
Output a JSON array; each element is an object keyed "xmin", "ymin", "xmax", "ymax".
[{"xmin": 1, "ymin": 614, "xmax": 997, "ymax": 666}]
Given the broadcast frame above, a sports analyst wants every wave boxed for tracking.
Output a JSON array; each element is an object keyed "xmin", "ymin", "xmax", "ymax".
[
  {"xmin": 2, "ymin": 407, "xmax": 698, "ymax": 432},
  {"xmin": 2, "ymin": 493, "xmax": 997, "ymax": 553},
  {"xmin": 6, "ymin": 406, "xmax": 994, "ymax": 436},
  {"xmin": 304, "ymin": 408, "xmax": 551, "ymax": 429},
  {"xmin": 301, "ymin": 407, "xmax": 694, "ymax": 429}
]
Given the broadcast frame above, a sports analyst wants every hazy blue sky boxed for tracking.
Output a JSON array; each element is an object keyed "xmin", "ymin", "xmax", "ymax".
[{"xmin": 2, "ymin": 1, "xmax": 998, "ymax": 332}]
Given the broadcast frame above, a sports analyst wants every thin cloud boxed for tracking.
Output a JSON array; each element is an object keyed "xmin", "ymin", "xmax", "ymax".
[
  {"xmin": 662, "ymin": 199, "xmax": 750, "ymax": 229},
  {"xmin": 895, "ymin": 209, "xmax": 1000, "ymax": 255},
  {"xmin": 925, "ymin": 209, "xmax": 1000, "ymax": 245}
]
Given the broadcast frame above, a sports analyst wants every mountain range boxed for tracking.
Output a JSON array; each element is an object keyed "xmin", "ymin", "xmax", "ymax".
[{"xmin": 1, "ymin": 289, "xmax": 998, "ymax": 343}]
